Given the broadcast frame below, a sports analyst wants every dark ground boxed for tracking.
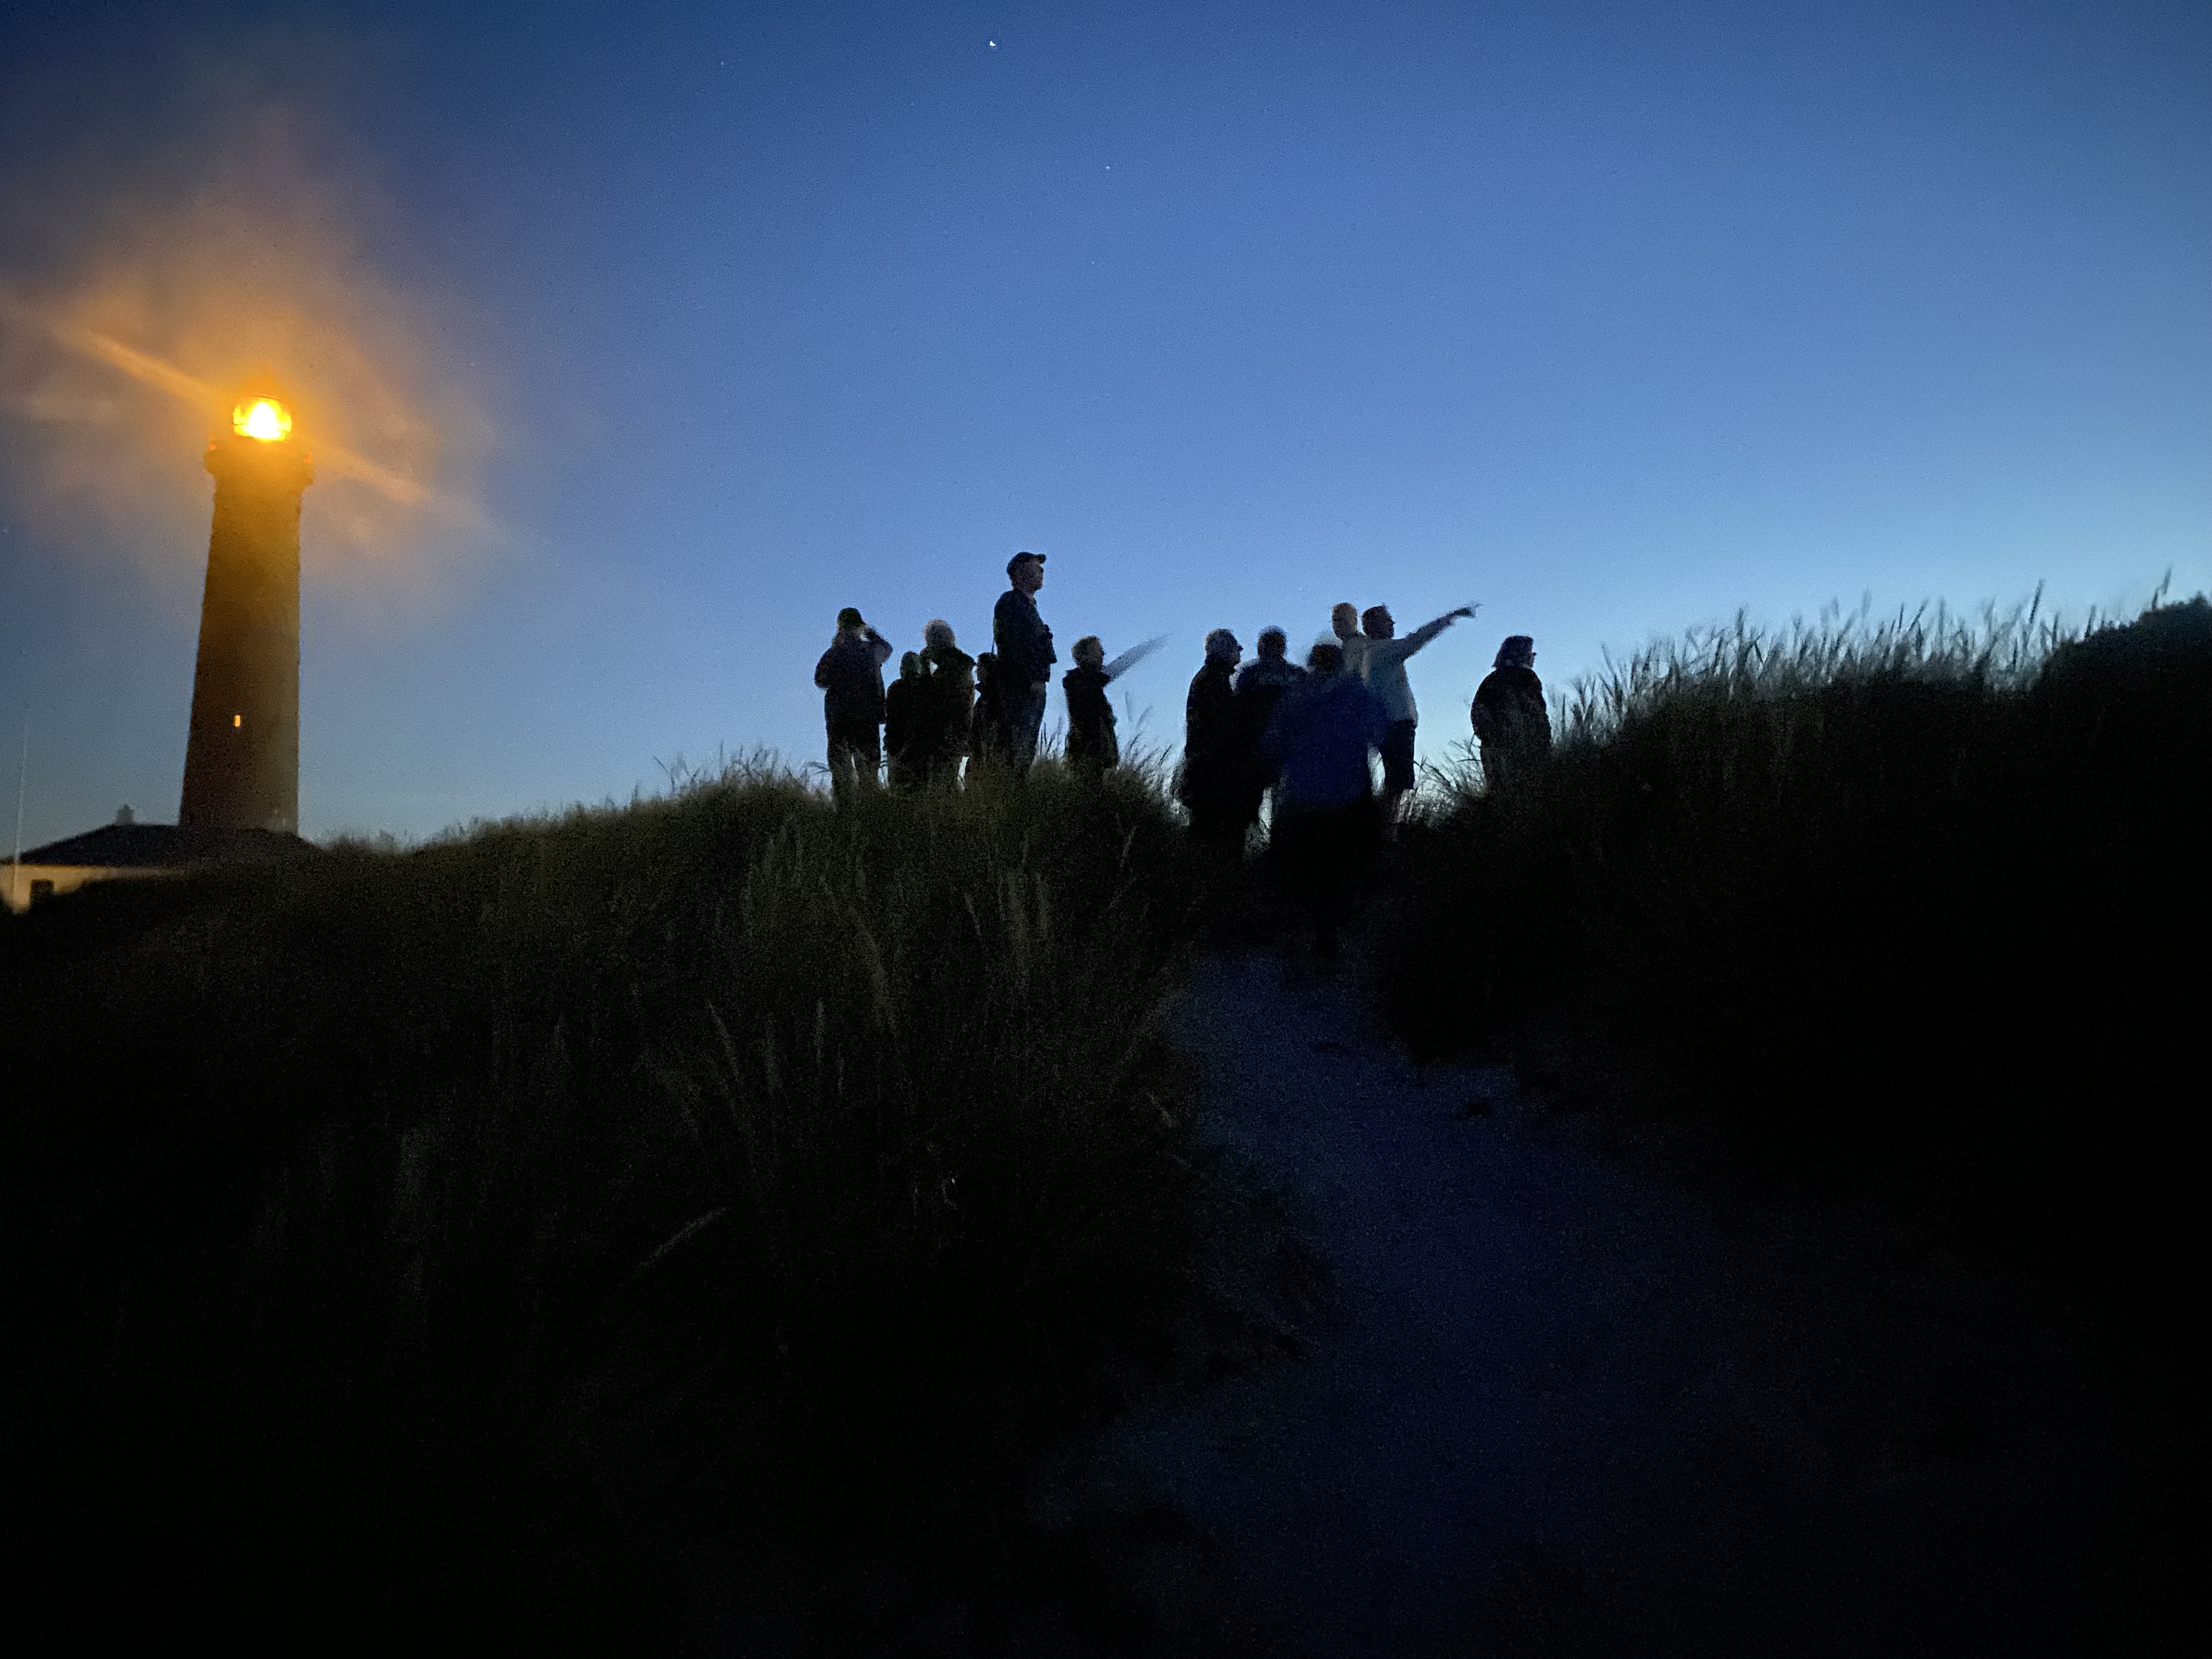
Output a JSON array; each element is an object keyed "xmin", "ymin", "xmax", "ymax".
[{"xmin": 1023, "ymin": 940, "xmax": 2163, "ymax": 1658}]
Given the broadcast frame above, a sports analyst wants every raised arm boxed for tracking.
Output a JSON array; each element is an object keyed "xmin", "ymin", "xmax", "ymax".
[
  {"xmin": 1402, "ymin": 603, "xmax": 1477, "ymax": 656},
  {"xmin": 1102, "ymin": 634, "xmax": 1169, "ymax": 683}
]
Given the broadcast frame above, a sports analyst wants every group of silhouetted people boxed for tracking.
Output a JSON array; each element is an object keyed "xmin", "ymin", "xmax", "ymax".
[
  {"xmin": 819, "ymin": 550, "xmax": 1173, "ymax": 795},
  {"xmin": 1178, "ymin": 602, "xmax": 1474, "ymax": 847},
  {"xmin": 815, "ymin": 553, "xmax": 1554, "ymax": 951},
  {"xmin": 1166, "ymin": 601, "xmax": 1547, "ymax": 952},
  {"xmin": 815, "ymin": 551, "xmax": 1075, "ymax": 795}
]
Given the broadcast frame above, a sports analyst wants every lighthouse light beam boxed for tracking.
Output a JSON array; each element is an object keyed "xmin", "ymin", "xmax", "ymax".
[{"xmin": 0, "ymin": 291, "xmax": 454, "ymax": 512}]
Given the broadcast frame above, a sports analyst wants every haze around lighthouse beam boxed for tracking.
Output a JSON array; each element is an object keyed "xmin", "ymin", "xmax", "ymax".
[{"xmin": 0, "ymin": 287, "xmax": 458, "ymax": 515}]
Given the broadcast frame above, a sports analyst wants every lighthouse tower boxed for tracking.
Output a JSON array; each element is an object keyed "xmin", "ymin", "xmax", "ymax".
[
  {"xmin": 178, "ymin": 383, "xmax": 313, "ymax": 833},
  {"xmin": 5, "ymin": 380, "xmax": 321, "ymax": 911}
]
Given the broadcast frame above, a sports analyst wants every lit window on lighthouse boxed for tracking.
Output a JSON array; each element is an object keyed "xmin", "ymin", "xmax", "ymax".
[{"xmin": 233, "ymin": 714, "xmax": 242, "ymax": 726}]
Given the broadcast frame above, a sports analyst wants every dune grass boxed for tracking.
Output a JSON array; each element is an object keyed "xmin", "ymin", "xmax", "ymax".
[
  {"xmin": 1389, "ymin": 594, "xmax": 2211, "ymax": 1347},
  {"xmin": 1, "ymin": 755, "xmax": 1211, "ymax": 1642}
]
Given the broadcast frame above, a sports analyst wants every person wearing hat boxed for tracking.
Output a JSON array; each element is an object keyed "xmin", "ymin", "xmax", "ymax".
[
  {"xmin": 1471, "ymin": 634, "xmax": 1551, "ymax": 789},
  {"xmin": 814, "ymin": 605, "xmax": 892, "ymax": 797},
  {"xmin": 1179, "ymin": 628, "xmax": 1247, "ymax": 854},
  {"xmin": 992, "ymin": 551, "xmax": 1056, "ymax": 772}
]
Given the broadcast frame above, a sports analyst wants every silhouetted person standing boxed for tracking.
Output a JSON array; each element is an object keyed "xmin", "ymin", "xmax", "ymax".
[
  {"xmin": 1264, "ymin": 640, "xmax": 1389, "ymax": 959},
  {"xmin": 885, "ymin": 651, "xmax": 924, "ymax": 789},
  {"xmin": 1360, "ymin": 601, "xmax": 1476, "ymax": 831},
  {"xmin": 815, "ymin": 606, "xmax": 891, "ymax": 797},
  {"xmin": 993, "ymin": 551, "xmax": 1056, "ymax": 773},
  {"xmin": 1181, "ymin": 629, "xmax": 1246, "ymax": 853},
  {"xmin": 971, "ymin": 652, "xmax": 1008, "ymax": 768},
  {"xmin": 1234, "ymin": 627, "xmax": 1306, "ymax": 825},
  {"xmin": 1331, "ymin": 602, "xmax": 1368, "ymax": 680},
  {"xmin": 917, "ymin": 618, "xmax": 975, "ymax": 785},
  {"xmin": 1063, "ymin": 636, "xmax": 1120, "ymax": 776},
  {"xmin": 1472, "ymin": 634, "xmax": 1551, "ymax": 789}
]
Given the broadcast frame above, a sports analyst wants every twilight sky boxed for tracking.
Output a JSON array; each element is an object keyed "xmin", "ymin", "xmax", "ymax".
[{"xmin": 1, "ymin": 0, "xmax": 2205, "ymax": 844}]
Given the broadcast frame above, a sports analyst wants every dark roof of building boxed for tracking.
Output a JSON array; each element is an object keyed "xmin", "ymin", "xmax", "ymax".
[{"xmin": 8, "ymin": 823, "xmax": 323, "ymax": 870}]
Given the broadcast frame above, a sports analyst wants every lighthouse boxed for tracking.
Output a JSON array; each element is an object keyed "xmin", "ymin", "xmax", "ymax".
[
  {"xmin": 178, "ymin": 383, "xmax": 313, "ymax": 832},
  {"xmin": 5, "ymin": 380, "xmax": 324, "ymax": 911}
]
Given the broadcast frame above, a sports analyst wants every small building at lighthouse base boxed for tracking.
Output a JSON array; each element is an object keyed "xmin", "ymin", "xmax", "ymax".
[{"xmin": 3, "ymin": 809, "xmax": 319, "ymax": 913}]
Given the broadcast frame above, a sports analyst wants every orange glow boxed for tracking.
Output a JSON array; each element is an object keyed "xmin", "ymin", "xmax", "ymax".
[{"xmin": 232, "ymin": 397, "xmax": 293, "ymax": 441}]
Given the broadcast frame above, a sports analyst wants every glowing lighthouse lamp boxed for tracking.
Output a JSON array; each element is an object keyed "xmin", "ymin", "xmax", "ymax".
[
  {"xmin": 233, "ymin": 394, "xmax": 294, "ymax": 442},
  {"xmin": 177, "ymin": 379, "xmax": 315, "ymax": 834}
]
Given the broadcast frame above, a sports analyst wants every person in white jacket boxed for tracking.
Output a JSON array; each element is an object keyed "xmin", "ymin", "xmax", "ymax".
[{"xmin": 1358, "ymin": 601, "xmax": 1476, "ymax": 828}]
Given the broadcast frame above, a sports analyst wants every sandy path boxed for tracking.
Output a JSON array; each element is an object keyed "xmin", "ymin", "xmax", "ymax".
[{"xmin": 1033, "ymin": 948, "xmax": 2136, "ymax": 1657}]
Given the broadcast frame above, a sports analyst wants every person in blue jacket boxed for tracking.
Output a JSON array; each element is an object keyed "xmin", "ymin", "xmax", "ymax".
[{"xmin": 1262, "ymin": 640, "xmax": 1390, "ymax": 958}]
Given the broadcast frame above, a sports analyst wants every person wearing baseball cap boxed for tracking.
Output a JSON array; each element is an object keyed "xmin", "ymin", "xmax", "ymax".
[
  {"xmin": 992, "ymin": 552, "xmax": 1055, "ymax": 772},
  {"xmin": 814, "ymin": 605, "xmax": 892, "ymax": 797}
]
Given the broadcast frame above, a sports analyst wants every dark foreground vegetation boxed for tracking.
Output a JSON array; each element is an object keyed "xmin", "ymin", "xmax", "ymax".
[
  {"xmin": 2, "ymin": 761, "xmax": 1209, "ymax": 1645},
  {"xmin": 8, "ymin": 596, "xmax": 2200, "ymax": 1651},
  {"xmin": 1389, "ymin": 595, "xmax": 2210, "ymax": 1365}
]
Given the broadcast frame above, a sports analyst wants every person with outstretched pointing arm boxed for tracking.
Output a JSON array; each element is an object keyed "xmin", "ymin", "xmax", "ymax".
[{"xmin": 1359, "ymin": 601, "xmax": 1478, "ymax": 832}]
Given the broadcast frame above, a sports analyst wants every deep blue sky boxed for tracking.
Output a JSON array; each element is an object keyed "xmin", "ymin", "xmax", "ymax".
[{"xmin": 2, "ymin": 1, "xmax": 2206, "ymax": 843}]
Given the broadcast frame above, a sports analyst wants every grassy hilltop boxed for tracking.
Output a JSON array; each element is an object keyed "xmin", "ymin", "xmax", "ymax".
[
  {"xmin": 2, "ymin": 759, "xmax": 1210, "ymax": 1643},
  {"xmin": 3, "ymin": 594, "xmax": 2203, "ymax": 1645},
  {"xmin": 1387, "ymin": 594, "xmax": 2211, "ymax": 1353}
]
